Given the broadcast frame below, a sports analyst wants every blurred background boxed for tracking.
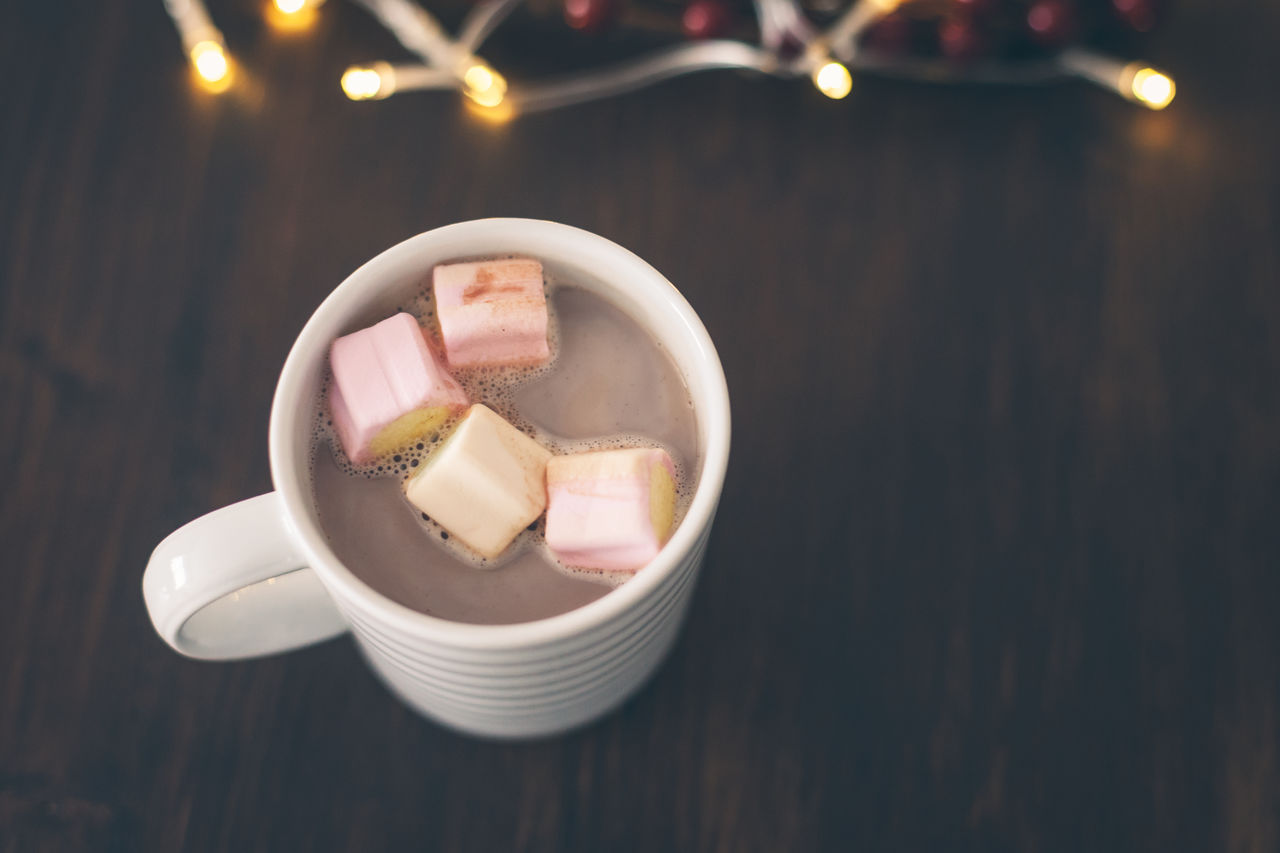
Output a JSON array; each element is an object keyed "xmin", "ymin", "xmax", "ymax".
[{"xmin": 2, "ymin": 0, "xmax": 1277, "ymax": 850}]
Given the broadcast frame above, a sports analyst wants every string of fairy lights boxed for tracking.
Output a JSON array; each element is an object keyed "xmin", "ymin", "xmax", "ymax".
[{"xmin": 165, "ymin": 0, "xmax": 1176, "ymax": 118}]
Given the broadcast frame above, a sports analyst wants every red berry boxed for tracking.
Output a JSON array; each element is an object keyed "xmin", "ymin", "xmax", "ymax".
[
  {"xmin": 864, "ymin": 11, "xmax": 912, "ymax": 54},
  {"xmin": 939, "ymin": 16, "xmax": 985, "ymax": 62},
  {"xmin": 564, "ymin": 0, "xmax": 619, "ymax": 32},
  {"xmin": 1112, "ymin": 0, "xmax": 1159, "ymax": 32},
  {"xmin": 682, "ymin": 0, "xmax": 732, "ymax": 39},
  {"xmin": 1026, "ymin": 0, "xmax": 1076, "ymax": 46},
  {"xmin": 775, "ymin": 31, "xmax": 806, "ymax": 61}
]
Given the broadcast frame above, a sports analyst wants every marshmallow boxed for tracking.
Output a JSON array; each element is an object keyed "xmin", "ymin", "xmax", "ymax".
[
  {"xmin": 545, "ymin": 447, "xmax": 678, "ymax": 572},
  {"xmin": 405, "ymin": 404, "xmax": 552, "ymax": 559},
  {"xmin": 328, "ymin": 313, "xmax": 468, "ymax": 466},
  {"xmin": 433, "ymin": 259, "xmax": 551, "ymax": 369}
]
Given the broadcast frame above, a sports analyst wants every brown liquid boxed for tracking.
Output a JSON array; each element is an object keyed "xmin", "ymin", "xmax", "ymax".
[{"xmin": 309, "ymin": 283, "xmax": 699, "ymax": 625}]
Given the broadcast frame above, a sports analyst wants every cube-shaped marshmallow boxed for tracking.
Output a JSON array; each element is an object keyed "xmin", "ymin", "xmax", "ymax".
[
  {"xmin": 329, "ymin": 313, "xmax": 468, "ymax": 465},
  {"xmin": 433, "ymin": 259, "xmax": 551, "ymax": 369},
  {"xmin": 545, "ymin": 447, "xmax": 678, "ymax": 572},
  {"xmin": 405, "ymin": 404, "xmax": 552, "ymax": 559}
]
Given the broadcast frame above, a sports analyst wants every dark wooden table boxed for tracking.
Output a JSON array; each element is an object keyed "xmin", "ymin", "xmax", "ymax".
[{"xmin": 4, "ymin": 0, "xmax": 1278, "ymax": 849}]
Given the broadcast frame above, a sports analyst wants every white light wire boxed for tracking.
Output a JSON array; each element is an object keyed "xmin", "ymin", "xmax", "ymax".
[
  {"xmin": 386, "ymin": 64, "xmax": 459, "ymax": 93},
  {"xmin": 350, "ymin": 0, "xmax": 463, "ymax": 68},
  {"xmin": 752, "ymin": 0, "xmax": 815, "ymax": 52},
  {"xmin": 510, "ymin": 40, "xmax": 774, "ymax": 113},
  {"xmin": 822, "ymin": 0, "xmax": 896, "ymax": 62},
  {"xmin": 163, "ymin": 0, "xmax": 222, "ymax": 52},
  {"xmin": 459, "ymin": 0, "xmax": 525, "ymax": 52}
]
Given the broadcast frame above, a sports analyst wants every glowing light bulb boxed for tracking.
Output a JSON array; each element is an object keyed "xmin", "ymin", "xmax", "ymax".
[
  {"xmin": 268, "ymin": 0, "xmax": 322, "ymax": 30},
  {"xmin": 1129, "ymin": 67, "xmax": 1175, "ymax": 110},
  {"xmin": 812, "ymin": 60, "xmax": 852, "ymax": 100},
  {"xmin": 462, "ymin": 63, "xmax": 507, "ymax": 108},
  {"xmin": 465, "ymin": 98, "xmax": 516, "ymax": 125},
  {"xmin": 190, "ymin": 41, "xmax": 229, "ymax": 85},
  {"xmin": 342, "ymin": 65, "xmax": 392, "ymax": 100}
]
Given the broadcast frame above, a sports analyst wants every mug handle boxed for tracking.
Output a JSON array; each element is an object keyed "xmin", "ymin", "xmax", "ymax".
[{"xmin": 142, "ymin": 493, "xmax": 348, "ymax": 660}]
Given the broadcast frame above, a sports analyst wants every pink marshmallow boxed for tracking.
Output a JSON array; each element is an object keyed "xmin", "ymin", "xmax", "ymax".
[
  {"xmin": 433, "ymin": 259, "xmax": 551, "ymax": 369},
  {"xmin": 328, "ymin": 313, "xmax": 468, "ymax": 465},
  {"xmin": 545, "ymin": 447, "xmax": 678, "ymax": 573}
]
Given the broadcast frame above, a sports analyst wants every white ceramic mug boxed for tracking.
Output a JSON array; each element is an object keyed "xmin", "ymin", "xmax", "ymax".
[{"xmin": 142, "ymin": 219, "xmax": 731, "ymax": 738}]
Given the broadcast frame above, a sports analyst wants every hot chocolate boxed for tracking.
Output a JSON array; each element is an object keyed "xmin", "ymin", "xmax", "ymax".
[{"xmin": 308, "ymin": 271, "xmax": 700, "ymax": 625}]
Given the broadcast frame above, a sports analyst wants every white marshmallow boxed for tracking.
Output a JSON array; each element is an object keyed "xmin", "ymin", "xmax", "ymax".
[{"xmin": 404, "ymin": 404, "xmax": 552, "ymax": 560}]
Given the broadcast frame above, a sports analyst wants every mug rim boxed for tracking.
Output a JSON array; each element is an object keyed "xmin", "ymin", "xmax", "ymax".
[{"xmin": 268, "ymin": 218, "xmax": 731, "ymax": 651}]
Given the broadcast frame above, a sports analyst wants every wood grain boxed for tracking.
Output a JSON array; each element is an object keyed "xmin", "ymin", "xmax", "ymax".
[{"xmin": 2, "ymin": 0, "xmax": 1278, "ymax": 850}]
